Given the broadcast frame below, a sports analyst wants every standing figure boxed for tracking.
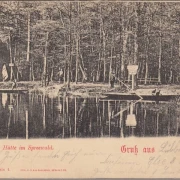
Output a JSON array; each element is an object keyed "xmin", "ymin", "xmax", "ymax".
[
  {"xmin": 12, "ymin": 79, "xmax": 17, "ymax": 90},
  {"xmin": 46, "ymin": 71, "xmax": 50, "ymax": 86},
  {"xmin": 110, "ymin": 72, "xmax": 115, "ymax": 88},
  {"xmin": 41, "ymin": 72, "xmax": 46, "ymax": 87},
  {"xmin": 82, "ymin": 68, "xmax": 87, "ymax": 83},
  {"xmin": 57, "ymin": 68, "xmax": 63, "ymax": 83}
]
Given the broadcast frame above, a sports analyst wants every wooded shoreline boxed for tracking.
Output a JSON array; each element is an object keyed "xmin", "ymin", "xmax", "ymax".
[{"xmin": 0, "ymin": 2, "xmax": 180, "ymax": 86}]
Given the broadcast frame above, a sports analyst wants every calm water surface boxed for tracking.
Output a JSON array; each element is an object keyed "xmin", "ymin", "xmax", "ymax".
[{"xmin": 0, "ymin": 92, "xmax": 179, "ymax": 139}]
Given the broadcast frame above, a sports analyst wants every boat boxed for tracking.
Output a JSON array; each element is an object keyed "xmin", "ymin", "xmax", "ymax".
[
  {"xmin": 102, "ymin": 92, "xmax": 178, "ymax": 101},
  {"xmin": 0, "ymin": 89, "xmax": 28, "ymax": 94}
]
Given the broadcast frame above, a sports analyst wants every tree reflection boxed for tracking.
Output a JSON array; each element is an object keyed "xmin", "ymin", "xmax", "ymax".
[{"xmin": 0, "ymin": 92, "xmax": 180, "ymax": 139}]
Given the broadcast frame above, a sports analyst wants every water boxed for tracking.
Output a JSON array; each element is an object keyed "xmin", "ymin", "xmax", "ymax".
[{"xmin": 0, "ymin": 92, "xmax": 179, "ymax": 139}]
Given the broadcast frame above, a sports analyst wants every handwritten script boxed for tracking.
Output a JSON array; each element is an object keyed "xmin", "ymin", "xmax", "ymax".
[{"xmin": 0, "ymin": 139, "xmax": 179, "ymax": 178}]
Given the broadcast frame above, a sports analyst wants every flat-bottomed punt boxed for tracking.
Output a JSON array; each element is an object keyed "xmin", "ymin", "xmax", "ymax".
[
  {"xmin": 0, "ymin": 89, "xmax": 28, "ymax": 94},
  {"xmin": 103, "ymin": 92, "xmax": 178, "ymax": 101}
]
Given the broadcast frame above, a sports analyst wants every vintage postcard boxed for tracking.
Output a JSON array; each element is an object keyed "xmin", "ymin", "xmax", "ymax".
[{"xmin": 0, "ymin": 0, "xmax": 179, "ymax": 179}]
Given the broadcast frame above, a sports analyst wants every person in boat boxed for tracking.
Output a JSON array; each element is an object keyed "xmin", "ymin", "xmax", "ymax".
[
  {"xmin": 12, "ymin": 79, "xmax": 17, "ymax": 90},
  {"xmin": 156, "ymin": 89, "xmax": 161, "ymax": 96},
  {"xmin": 152, "ymin": 88, "xmax": 156, "ymax": 95},
  {"xmin": 152, "ymin": 88, "xmax": 161, "ymax": 96},
  {"xmin": 110, "ymin": 72, "xmax": 115, "ymax": 88}
]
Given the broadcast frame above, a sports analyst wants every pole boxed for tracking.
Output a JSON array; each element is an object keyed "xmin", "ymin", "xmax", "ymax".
[{"xmin": 9, "ymin": 30, "xmax": 13, "ymax": 81}]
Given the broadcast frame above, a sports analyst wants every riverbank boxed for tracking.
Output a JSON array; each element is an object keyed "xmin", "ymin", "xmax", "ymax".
[{"xmin": 0, "ymin": 81, "xmax": 180, "ymax": 97}]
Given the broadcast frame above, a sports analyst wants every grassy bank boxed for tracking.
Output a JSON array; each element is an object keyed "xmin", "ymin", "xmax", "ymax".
[{"xmin": 0, "ymin": 81, "xmax": 179, "ymax": 98}]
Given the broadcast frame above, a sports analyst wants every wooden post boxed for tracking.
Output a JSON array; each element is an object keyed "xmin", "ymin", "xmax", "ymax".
[
  {"xmin": 132, "ymin": 74, "xmax": 135, "ymax": 90},
  {"xmin": 127, "ymin": 65, "xmax": 138, "ymax": 90}
]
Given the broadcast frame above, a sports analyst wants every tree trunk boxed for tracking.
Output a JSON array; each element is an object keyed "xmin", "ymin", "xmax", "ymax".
[
  {"xmin": 121, "ymin": 31, "xmax": 128, "ymax": 81},
  {"xmin": 109, "ymin": 17, "xmax": 114, "ymax": 85},
  {"xmin": 67, "ymin": 2, "xmax": 72, "ymax": 89},
  {"xmin": 158, "ymin": 5, "xmax": 162, "ymax": 84},
  {"xmin": 27, "ymin": 12, "xmax": 31, "ymax": 81},
  {"xmin": 134, "ymin": 3, "xmax": 139, "ymax": 87},
  {"xmin": 9, "ymin": 31, "xmax": 13, "ymax": 81},
  {"xmin": 43, "ymin": 32, "xmax": 48, "ymax": 87},
  {"xmin": 145, "ymin": 28, "xmax": 150, "ymax": 85},
  {"xmin": 169, "ymin": 39, "xmax": 173, "ymax": 83},
  {"xmin": 121, "ymin": 5, "xmax": 128, "ymax": 82},
  {"xmin": 75, "ymin": 2, "xmax": 80, "ymax": 84},
  {"xmin": 109, "ymin": 44, "xmax": 113, "ymax": 85},
  {"xmin": 134, "ymin": 13, "xmax": 138, "ymax": 64},
  {"xmin": 75, "ymin": 35, "xmax": 79, "ymax": 83},
  {"xmin": 100, "ymin": 5, "xmax": 106, "ymax": 82},
  {"xmin": 158, "ymin": 36, "xmax": 162, "ymax": 84},
  {"xmin": 96, "ymin": 52, "xmax": 101, "ymax": 82},
  {"xmin": 32, "ymin": 60, "xmax": 35, "ymax": 81},
  {"xmin": 14, "ymin": 43, "xmax": 18, "ymax": 80},
  {"xmin": 179, "ymin": 38, "xmax": 180, "ymax": 57},
  {"xmin": 50, "ymin": 66, "xmax": 54, "ymax": 82},
  {"xmin": 64, "ymin": 39, "xmax": 67, "ymax": 84},
  {"xmin": 103, "ymin": 32, "xmax": 106, "ymax": 83}
]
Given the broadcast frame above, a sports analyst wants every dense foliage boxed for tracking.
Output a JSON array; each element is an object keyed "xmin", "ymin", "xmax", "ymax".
[{"xmin": 0, "ymin": 1, "xmax": 180, "ymax": 86}]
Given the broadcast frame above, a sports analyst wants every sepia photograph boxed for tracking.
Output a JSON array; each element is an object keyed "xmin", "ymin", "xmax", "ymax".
[{"xmin": 0, "ymin": 1, "xmax": 179, "ymax": 179}]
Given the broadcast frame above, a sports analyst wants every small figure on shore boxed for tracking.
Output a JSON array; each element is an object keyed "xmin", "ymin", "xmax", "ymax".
[
  {"xmin": 41, "ymin": 73, "xmax": 46, "ymax": 87},
  {"xmin": 82, "ymin": 68, "xmax": 87, "ymax": 83},
  {"xmin": 57, "ymin": 68, "xmax": 63, "ymax": 83},
  {"xmin": 46, "ymin": 72, "xmax": 50, "ymax": 86},
  {"xmin": 12, "ymin": 79, "xmax": 17, "ymax": 90},
  {"xmin": 41, "ymin": 72, "xmax": 50, "ymax": 87},
  {"xmin": 110, "ymin": 72, "xmax": 115, "ymax": 88}
]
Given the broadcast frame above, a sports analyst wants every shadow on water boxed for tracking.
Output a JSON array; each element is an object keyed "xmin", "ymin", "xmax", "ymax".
[{"xmin": 0, "ymin": 92, "xmax": 180, "ymax": 139}]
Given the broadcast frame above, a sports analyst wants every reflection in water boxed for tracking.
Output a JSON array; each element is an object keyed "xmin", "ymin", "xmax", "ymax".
[
  {"xmin": 0, "ymin": 92, "xmax": 180, "ymax": 139},
  {"xmin": 126, "ymin": 101, "xmax": 137, "ymax": 137},
  {"xmin": 2, "ymin": 93, "xmax": 7, "ymax": 108}
]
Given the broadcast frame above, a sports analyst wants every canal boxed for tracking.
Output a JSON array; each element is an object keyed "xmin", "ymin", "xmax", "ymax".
[{"xmin": 0, "ymin": 92, "xmax": 179, "ymax": 139}]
